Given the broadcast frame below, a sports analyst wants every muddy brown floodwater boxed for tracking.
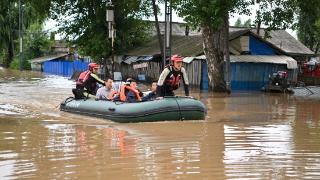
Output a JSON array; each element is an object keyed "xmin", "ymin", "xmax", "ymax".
[{"xmin": 1, "ymin": 69, "xmax": 320, "ymax": 179}]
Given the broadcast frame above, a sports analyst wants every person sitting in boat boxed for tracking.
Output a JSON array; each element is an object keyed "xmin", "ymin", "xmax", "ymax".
[
  {"xmin": 141, "ymin": 82, "xmax": 157, "ymax": 101},
  {"xmin": 117, "ymin": 79, "xmax": 143, "ymax": 103},
  {"xmin": 157, "ymin": 55, "xmax": 190, "ymax": 97},
  {"xmin": 95, "ymin": 78, "xmax": 117, "ymax": 100},
  {"xmin": 73, "ymin": 63, "xmax": 107, "ymax": 99},
  {"xmin": 125, "ymin": 79, "xmax": 143, "ymax": 103}
]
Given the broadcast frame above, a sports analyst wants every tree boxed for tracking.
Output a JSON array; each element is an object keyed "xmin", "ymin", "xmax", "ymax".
[
  {"xmin": 243, "ymin": 19, "xmax": 251, "ymax": 27},
  {"xmin": 254, "ymin": 0, "xmax": 296, "ymax": 37},
  {"xmin": 0, "ymin": 0, "xmax": 49, "ymax": 68},
  {"xmin": 296, "ymin": 0, "xmax": 320, "ymax": 54},
  {"xmin": 173, "ymin": 0, "xmax": 297, "ymax": 92},
  {"xmin": 234, "ymin": 17, "xmax": 242, "ymax": 27},
  {"xmin": 151, "ymin": 0, "xmax": 164, "ymax": 58},
  {"xmin": 50, "ymin": 0, "xmax": 154, "ymax": 63},
  {"xmin": 172, "ymin": 0, "xmax": 251, "ymax": 91},
  {"xmin": 24, "ymin": 22, "xmax": 53, "ymax": 60}
]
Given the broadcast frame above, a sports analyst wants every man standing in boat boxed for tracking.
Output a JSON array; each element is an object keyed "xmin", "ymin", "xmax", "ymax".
[
  {"xmin": 157, "ymin": 55, "xmax": 190, "ymax": 97},
  {"xmin": 73, "ymin": 63, "xmax": 107, "ymax": 99}
]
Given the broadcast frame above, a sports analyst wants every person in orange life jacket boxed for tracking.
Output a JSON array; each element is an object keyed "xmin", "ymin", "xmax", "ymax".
[
  {"xmin": 73, "ymin": 63, "xmax": 107, "ymax": 98},
  {"xmin": 157, "ymin": 55, "xmax": 189, "ymax": 97},
  {"xmin": 141, "ymin": 82, "xmax": 157, "ymax": 101},
  {"xmin": 125, "ymin": 79, "xmax": 143, "ymax": 103}
]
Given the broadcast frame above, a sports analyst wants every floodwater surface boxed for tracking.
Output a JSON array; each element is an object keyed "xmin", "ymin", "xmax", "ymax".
[{"xmin": 1, "ymin": 69, "xmax": 320, "ymax": 179}]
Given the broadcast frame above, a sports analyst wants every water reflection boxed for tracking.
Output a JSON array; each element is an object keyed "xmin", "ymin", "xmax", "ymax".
[{"xmin": 1, "ymin": 69, "xmax": 320, "ymax": 179}]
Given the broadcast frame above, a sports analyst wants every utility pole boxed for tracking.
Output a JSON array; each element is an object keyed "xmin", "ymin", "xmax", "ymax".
[
  {"xmin": 19, "ymin": 0, "xmax": 23, "ymax": 71},
  {"xmin": 106, "ymin": 0, "xmax": 115, "ymax": 78},
  {"xmin": 163, "ymin": 0, "xmax": 172, "ymax": 69}
]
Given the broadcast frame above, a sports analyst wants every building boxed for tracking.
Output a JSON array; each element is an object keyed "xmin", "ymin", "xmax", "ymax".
[{"xmin": 115, "ymin": 22, "xmax": 314, "ymax": 90}]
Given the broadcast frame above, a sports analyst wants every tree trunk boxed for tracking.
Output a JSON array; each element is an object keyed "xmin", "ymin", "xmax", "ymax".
[
  {"xmin": 202, "ymin": 25, "xmax": 227, "ymax": 92},
  {"xmin": 4, "ymin": 39, "xmax": 14, "ymax": 68},
  {"xmin": 224, "ymin": 14, "xmax": 231, "ymax": 94},
  {"xmin": 314, "ymin": 42, "xmax": 319, "ymax": 55},
  {"xmin": 151, "ymin": 0, "xmax": 163, "ymax": 58}
]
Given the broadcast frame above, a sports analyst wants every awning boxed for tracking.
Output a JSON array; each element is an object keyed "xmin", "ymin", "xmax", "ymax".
[
  {"xmin": 230, "ymin": 55, "xmax": 298, "ymax": 69},
  {"xmin": 123, "ymin": 55, "xmax": 154, "ymax": 64},
  {"xmin": 123, "ymin": 56, "xmax": 139, "ymax": 64},
  {"xmin": 183, "ymin": 55, "xmax": 206, "ymax": 64}
]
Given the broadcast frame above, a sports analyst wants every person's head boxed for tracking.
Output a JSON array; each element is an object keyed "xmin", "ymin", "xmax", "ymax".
[
  {"xmin": 105, "ymin": 78, "xmax": 113, "ymax": 89},
  {"xmin": 171, "ymin": 55, "xmax": 183, "ymax": 70},
  {"xmin": 151, "ymin": 82, "xmax": 157, "ymax": 92},
  {"xmin": 88, "ymin": 63, "xmax": 99, "ymax": 73},
  {"xmin": 126, "ymin": 78, "xmax": 133, "ymax": 84},
  {"xmin": 129, "ymin": 79, "xmax": 137, "ymax": 89}
]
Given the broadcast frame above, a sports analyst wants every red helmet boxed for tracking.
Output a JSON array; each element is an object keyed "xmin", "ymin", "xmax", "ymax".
[
  {"xmin": 171, "ymin": 55, "xmax": 183, "ymax": 62},
  {"xmin": 88, "ymin": 63, "xmax": 99, "ymax": 70}
]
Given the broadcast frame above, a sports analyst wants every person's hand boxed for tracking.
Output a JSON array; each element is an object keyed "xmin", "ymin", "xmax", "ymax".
[{"xmin": 156, "ymin": 97, "xmax": 163, "ymax": 100}]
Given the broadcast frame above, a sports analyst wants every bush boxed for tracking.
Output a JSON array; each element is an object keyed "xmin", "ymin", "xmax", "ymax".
[{"xmin": 9, "ymin": 58, "xmax": 31, "ymax": 70}]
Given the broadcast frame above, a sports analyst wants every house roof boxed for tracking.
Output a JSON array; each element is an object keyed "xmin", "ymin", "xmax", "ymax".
[
  {"xmin": 126, "ymin": 35, "xmax": 204, "ymax": 57},
  {"xmin": 144, "ymin": 22, "xmax": 314, "ymax": 56},
  {"xmin": 28, "ymin": 53, "xmax": 68, "ymax": 64},
  {"xmin": 127, "ymin": 29, "xmax": 255, "ymax": 57},
  {"xmin": 250, "ymin": 29, "xmax": 314, "ymax": 56}
]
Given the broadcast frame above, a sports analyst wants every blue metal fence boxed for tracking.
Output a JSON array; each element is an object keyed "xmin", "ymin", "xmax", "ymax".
[
  {"xmin": 43, "ymin": 59, "xmax": 89, "ymax": 77},
  {"xmin": 200, "ymin": 62, "xmax": 292, "ymax": 91}
]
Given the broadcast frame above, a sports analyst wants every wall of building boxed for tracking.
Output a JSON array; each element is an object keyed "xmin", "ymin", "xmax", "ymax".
[
  {"xmin": 249, "ymin": 36, "xmax": 276, "ymax": 55},
  {"xmin": 200, "ymin": 62, "xmax": 295, "ymax": 91}
]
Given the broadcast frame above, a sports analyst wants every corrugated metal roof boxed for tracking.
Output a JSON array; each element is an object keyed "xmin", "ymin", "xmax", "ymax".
[
  {"xmin": 28, "ymin": 53, "xmax": 68, "ymax": 64},
  {"xmin": 183, "ymin": 55, "xmax": 206, "ymax": 63},
  {"xmin": 123, "ymin": 56, "xmax": 139, "ymax": 64},
  {"xmin": 146, "ymin": 22, "xmax": 314, "ymax": 56},
  {"xmin": 230, "ymin": 55, "xmax": 297, "ymax": 69},
  {"xmin": 136, "ymin": 56, "xmax": 153, "ymax": 61}
]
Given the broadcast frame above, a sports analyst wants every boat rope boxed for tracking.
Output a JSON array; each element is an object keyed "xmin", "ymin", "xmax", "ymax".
[
  {"xmin": 56, "ymin": 97, "xmax": 74, "ymax": 109},
  {"xmin": 305, "ymin": 87, "xmax": 315, "ymax": 96}
]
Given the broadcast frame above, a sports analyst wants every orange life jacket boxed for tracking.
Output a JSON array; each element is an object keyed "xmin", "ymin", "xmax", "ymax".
[
  {"xmin": 119, "ymin": 85, "xmax": 141, "ymax": 102},
  {"xmin": 76, "ymin": 70, "xmax": 91, "ymax": 86}
]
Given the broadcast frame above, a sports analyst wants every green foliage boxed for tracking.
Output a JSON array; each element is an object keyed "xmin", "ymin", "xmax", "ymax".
[
  {"xmin": 243, "ymin": 19, "xmax": 251, "ymax": 27},
  {"xmin": 296, "ymin": 0, "xmax": 320, "ymax": 54},
  {"xmin": 172, "ymin": 0, "xmax": 252, "ymax": 30},
  {"xmin": 50, "ymin": 0, "xmax": 154, "ymax": 61},
  {"xmin": 255, "ymin": 0, "xmax": 297, "ymax": 33},
  {"xmin": 0, "ymin": 0, "xmax": 50, "ymax": 68},
  {"xmin": 9, "ymin": 57, "xmax": 31, "ymax": 70},
  {"xmin": 234, "ymin": 17, "xmax": 251, "ymax": 27},
  {"xmin": 23, "ymin": 22, "xmax": 53, "ymax": 60}
]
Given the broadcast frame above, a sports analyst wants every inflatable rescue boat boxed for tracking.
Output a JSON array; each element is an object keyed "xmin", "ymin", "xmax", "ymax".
[{"xmin": 60, "ymin": 96, "xmax": 207, "ymax": 123}]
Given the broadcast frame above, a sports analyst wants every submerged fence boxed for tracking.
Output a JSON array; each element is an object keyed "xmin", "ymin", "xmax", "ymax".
[{"xmin": 43, "ymin": 59, "xmax": 89, "ymax": 77}]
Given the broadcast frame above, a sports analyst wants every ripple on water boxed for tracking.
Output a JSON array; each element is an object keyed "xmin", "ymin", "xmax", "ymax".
[{"xmin": 0, "ymin": 104, "xmax": 26, "ymax": 116}]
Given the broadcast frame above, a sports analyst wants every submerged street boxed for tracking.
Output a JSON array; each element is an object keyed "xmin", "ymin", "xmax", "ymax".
[{"xmin": 1, "ymin": 69, "xmax": 320, "ymax": 179}]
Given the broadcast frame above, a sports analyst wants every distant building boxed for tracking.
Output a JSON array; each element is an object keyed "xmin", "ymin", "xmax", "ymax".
[{"xmin": 28, "ymin": 40, "xmax": 90, "ymax": 76}]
